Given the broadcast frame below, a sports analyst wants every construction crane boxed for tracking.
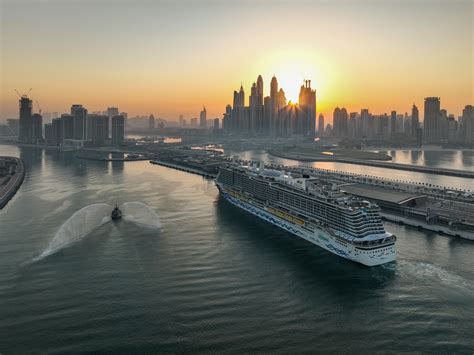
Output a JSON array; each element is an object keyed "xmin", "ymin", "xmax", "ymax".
[
  {"xmin": 36, "ymin": 100, "xmax": 42, "ymax": 115},
  {"xmin": 13, "ymin": 88, "xmax": 32, "ymax": 98}
]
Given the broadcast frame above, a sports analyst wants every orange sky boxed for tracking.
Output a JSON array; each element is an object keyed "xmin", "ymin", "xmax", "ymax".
[{"xmin": 1, "ymin": 0, "xmax": 472, "ymax": 123}]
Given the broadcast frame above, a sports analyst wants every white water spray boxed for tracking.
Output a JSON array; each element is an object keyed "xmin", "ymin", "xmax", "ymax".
[
  {"xmin": 121, "ymin": 201, "xmax": 161, "ymax": 229},
  {"xmin": 30, "ymin": 202, "xmax": 160, "ymax": 263}
]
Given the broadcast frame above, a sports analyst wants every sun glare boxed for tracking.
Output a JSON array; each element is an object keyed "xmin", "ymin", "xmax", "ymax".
[{"xmin": 259, "ymin": 51, "xmax": 325, "ymax": 104}]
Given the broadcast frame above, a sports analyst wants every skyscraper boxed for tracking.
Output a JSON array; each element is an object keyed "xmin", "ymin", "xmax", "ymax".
[
  {"xmin": 333, "ymin": 107, "xmax": 348, "ymax": 137},
  {"xmin": 270, "ymin": 75, "xmax": 278, "ymax": 135},
  {"xmin": 149, "ymin": 114, "xmax": 155, "ymax": 130},
  {"xmin": 423, "ymin": 97, "xmax": 441, "ymax": 143},
  {"xmin": 112, "ymin": 115, "xmax": 125, "ymax": 146},
  {"xmin": 390, "ymin": 110, "xmax": 397, "ymax": 136},
  {"xmin": 462, "ymin": 105, "xmax": 474, "ymax": 143},
  {"xmin": 61, "ymin": 114, "xmax": 74, "ymax": 140},
  {"xmin": 256, "ymin": 75, "xmax": 264, "ymax": 105},
  {"xmin": 52, "ymin": 118, "xmax": 63, "ymax": 146},
  {"xmin": 106, "ymin": 107, "xmax": 118, "ymax": 137},
  {"xmin": 249, "ymin": 82, "xmax": 258, "ymax": 131},
  {"xmin": 361, "ymin": 109, "xmax": 370, "ymax": 138},
  {"xmin": 298, "ymin": 80, "xmax": 316, "ymax": 136},
  {"xmin": 18, "ymin": 96, "xmax": 32, "ymax": 143},
  {"xmin": 411, "ymin": 104, "xmax": 419, "ymax": 139},
  {"xmin": 44, "ymin": 123, "xmax": 53, "ymax": 142},
  {"xmin": 31, "ymin": 113, "xmax": 43, "ymax": 143},
  {"xmin": 200, "ymin": 107, "xmax": 207, "ymax": 128},
  {"xmin": 71, "ymin": 104, "xmax": 87, "ymax": 140},
  {"xmin": 87, "ymin": 114, "xmax": 108, "ymax": 146},
  {"xmin": 318, "ymin": 114, "xmax": 325, "ymax": 135}
]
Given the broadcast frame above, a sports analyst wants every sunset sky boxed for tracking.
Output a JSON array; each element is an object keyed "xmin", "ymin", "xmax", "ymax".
[{"xmin": 1, "ymin": 0, "xmax": 472, "ymax": 123}]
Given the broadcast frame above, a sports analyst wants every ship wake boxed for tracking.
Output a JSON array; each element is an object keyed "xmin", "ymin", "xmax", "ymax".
[{"xmin": 29, "ymin": 202, "xmax": 160, "ymax": 263}]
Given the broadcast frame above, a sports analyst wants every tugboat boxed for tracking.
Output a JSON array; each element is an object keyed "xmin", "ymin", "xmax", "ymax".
[{"xmin": 111, "ymin": 205, "xmax": 122, "ymax": 221}]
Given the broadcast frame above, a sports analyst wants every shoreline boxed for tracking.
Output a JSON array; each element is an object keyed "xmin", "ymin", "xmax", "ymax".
[{"xmin": 0, "ymin": 157, "xmax": 26, "ymax": 209}]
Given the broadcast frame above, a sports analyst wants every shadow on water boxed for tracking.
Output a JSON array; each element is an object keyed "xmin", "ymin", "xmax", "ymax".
[{"xmin": 213, "ymin": 196, "xmax": 397, "ymax": 297}]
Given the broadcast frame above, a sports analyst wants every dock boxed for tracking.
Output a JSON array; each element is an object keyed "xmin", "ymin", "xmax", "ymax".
[
  {"xmin": 150, "ymin": 160, "xmax": 217, "ymax": 179},
  {"xmin": 269, "ymin": 150, "xmax": 474, "ymax": 178}
]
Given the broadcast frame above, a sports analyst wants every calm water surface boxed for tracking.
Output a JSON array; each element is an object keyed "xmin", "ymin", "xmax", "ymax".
[
  {"xmin": 231, "ymin": 149, "xmax": 473, "ymax": 190},
  {"xmin": 0, "ymin": 145, "xmax": 473, "ymax": 353}
]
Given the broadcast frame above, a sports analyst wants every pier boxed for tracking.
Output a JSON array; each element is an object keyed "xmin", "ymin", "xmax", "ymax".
[
  {"xmin": 268, "ymin": 150, "xmax": 474, "ymax": 179},
  {"xmin": 150, "ymin": 160, "xmax": 217, "ymax": 179}
]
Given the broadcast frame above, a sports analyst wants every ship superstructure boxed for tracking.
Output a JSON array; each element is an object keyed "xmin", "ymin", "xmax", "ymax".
[{"xmin": 216, "ymin": 162, "xmax": 396, "ymax": 266}]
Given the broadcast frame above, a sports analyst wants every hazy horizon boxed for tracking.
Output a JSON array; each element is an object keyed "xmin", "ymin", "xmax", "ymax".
[{"xmin": 1, "ymin": 0, "xmax": 472, "ymax": 122}]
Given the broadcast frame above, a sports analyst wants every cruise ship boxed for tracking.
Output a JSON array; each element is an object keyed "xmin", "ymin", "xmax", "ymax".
[{"xmin": 216, "ymin": 162, "xmax": 396, "ymax": 266}]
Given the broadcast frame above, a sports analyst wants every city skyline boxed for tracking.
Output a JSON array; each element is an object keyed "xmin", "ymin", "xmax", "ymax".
[{"xmin": 1, "ymin": 0, "xmax": 472, "ymax": 122}]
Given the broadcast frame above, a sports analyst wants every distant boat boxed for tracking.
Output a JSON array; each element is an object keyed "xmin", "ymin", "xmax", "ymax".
[{"xmin": 111, "ymin": 205, "xmax": 122, "ymax": 221}]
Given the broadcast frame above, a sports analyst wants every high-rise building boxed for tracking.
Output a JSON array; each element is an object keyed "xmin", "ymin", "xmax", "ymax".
[
  {"xmin": 106, "ymin": 107, "xmax": 119, "ymax": 134},
  {"xmin": 423, "ymin": 97, "xmax": 441, "ymax": 143},
  {"xmin": 333, "ymin": 107, "xmax": 348, "ymax": 137},
  {"xmin": 19, "ymin": 96, "xmax": 33, "ymax": 143},
  {"xmin": 61, "ymin": 114, "xmax": 74, "ymax": 140},
  {"xmin": 256, "ymin": 75, "xmax": 264, "ymax": 105},
  {"xmin": 149, "ymin": 114, "xmax": 155, "ymax": 130},
  {"xmin": 112, "ymin": 115, "xmax": 125, "ymax": 146},
  {"xmin": 213, "ymin": 118, "xmax": 219, "ymax": 130},
  {"xmin": 222, "ymin": 105, "xmax": 232, "ymax": 130},
  {"xmin": 31, "ymin": 113, "xmax": 43, "ymax": 143},
  {"xmin": 71, "ymin": 104, "xmax": 88, "ymax": 140},
  {"xmin": 348, "ymin": 112, "xmax": 357, "ymax": 139},
  {"xmin": 44, "ymin": 123, "xmax": 53, "ymax": 142},
  {"xmin": 462, "ymin": 105, "xmax": 474, "ymax": 143},
  {"xmin": 52, "ymin": 118, "xmax": 63, "ymax": 146},
  {"xmin": 200, "ymin": 107, "xmax": 207, "ymax": 128},
  {"xmin": 270, "ymin": 76, "xmax": 278, "ymax": 135},
  {"xmin": 87, "ymin": 114, "xmax": 108, "ymax": 146},
  {"xmin": 318, "ymin": 114, "xmax": 325, "ymax": 135},
  {"xmin": 299, "ymin": 80, "xmax": 316, "ymax": 136},
  {"xmin": 361, "ymin": 109, "xmax": 370, "ymax": 138},
  {"xmin": 249, "ymin": 82, "xmax": 258, "ymax": 131},
  {"xmin": 390, "ymin": 111, "xmax": 397, "ymax": 135},
  {"xmin": 411, "ymin": 104, "xmax": 419, "ymax": 138}
]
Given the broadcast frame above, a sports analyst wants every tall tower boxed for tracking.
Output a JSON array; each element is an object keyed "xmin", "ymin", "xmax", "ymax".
[
  {"xmin": 112, "ymin": 115, "xmax": 125, "ymax": 146},
  {"xmin": 200, "ymin": 106, "xmax": 207, "ymax": 128},
  {"xmin": 298, "ymin": 80, "xmax": 316, "ymax": 136},
  {"xmin": 238, "ymin": 85, "xmax": 245, "ymax": 107},
  {"xmin": 390, "ymin": 110, "xmax": 397, "ymax": 135},
  {"xmin": 269, "ymin": 76, "xmax": 278, "ymax": 135},
  {"xmin": 270, "ymin": 75, "xmax": 278, "ymax": 99},
  {"xmin": 19, "ymin": 96, "xmax": 33, "ymax": 143},
  {"xmin": 411, "ymin": 104, "xmax": 419, "ymax": 138},
  {"xmin": 71, "ymin": 104, "xmax": 87, "ymax": 140},
  {"xmin": 318, "ymin": 114, "xmax": 325, "ymax": 135},
  {"xmin": 249, "ymin": 83, "xmax": 258, "ymax": 132},
  {"xmin": 423, "ymin": 97, "xmax": 441, "ymax": 143},
  {"xmin": 256, "ymin": 75, "xmax": 264, "ymax": 105},
  {"xmin": 149, "ymin": 114, "xmax": 155, "ymax": 130}
]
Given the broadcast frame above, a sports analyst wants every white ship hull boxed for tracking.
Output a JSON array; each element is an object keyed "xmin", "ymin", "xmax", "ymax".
[{"xmin": 219, "ymin": 188, "xmax": 396, "ymax": 267}]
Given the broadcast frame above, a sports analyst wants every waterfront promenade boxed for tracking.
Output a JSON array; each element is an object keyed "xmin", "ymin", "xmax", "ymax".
[{"xmin": 0, "ymin": 157, "xmax": 25, "ymax": 209}]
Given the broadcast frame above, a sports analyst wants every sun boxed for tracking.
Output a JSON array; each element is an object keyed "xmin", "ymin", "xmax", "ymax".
[{"xmin": 256, "ymin": 50, "xmax": 325, "ymax": 104}]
